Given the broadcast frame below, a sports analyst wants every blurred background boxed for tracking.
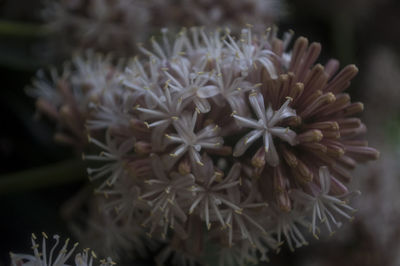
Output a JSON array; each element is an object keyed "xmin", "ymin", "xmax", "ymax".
[{"xmin": 0, "ymin": 0, "xmax": 399, "ymax": 265}]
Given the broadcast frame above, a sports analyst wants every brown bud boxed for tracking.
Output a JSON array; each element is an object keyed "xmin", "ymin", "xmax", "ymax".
[
  {"xmin": 293, "ymin": 160, "xmax": 313, "ymax": 183},
  {"xmin": 297, "ymin": 130, "xmax": 323, "ymax": 143},
  {"xmin": 276, "ymin": 190, "xmax": 291, "ymax": 212},
  {"xmin": 281, "ymin": 146, "xmax": 298, "ymax": 168},
  {"xmin": 251, "ymin": 147, "xmax": 266, "ymax": 169},
  {"xmin": 178, "ymin": 157, "xmax": 191, "ymax": 175},
  {"xmin": 130, "ymin": 118, "xmax": 149, "ymax": 132},
  {"xmin": 134, "ymin": 141, "xmax": 152, "ymax": 155}
]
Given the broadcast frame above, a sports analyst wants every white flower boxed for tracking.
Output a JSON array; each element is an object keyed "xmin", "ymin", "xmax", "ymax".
[
  {"xmin": 225, "ymin": 28, "xmax": 277, "ymax": 77},
  {"xmin": 10, "ymin": 233, "xmax": 77, "ymax": 266},
  {"xmin": 271, "ymin": 207, "xmax": 310, "ymax": 252},
  {"xmin": 26, "ymin": 68, "xmax": 66, "ymax": 108},
  {"xmin": 97, "ymin": 176, "xmax": 148, "ymax": 224},
  {"xmin": 199, "ymin": 60, "xmax": 257, "ymax": 115},
  {"xmin": 86, "ymin": 89, "xmax": 135, "ymax": 130},
  {"xmin": 71, "ymin": 52, "xmax": 123, "ymax": 106},
  {"xmin": 233, "ymin": 92, "xmax": 297, "ymax": 166},
  {"xmin": 10, "ymin": 233, "xmax": 114, "ymax": 266},
  {"xmin": 134, "ymin": 84, "xmax": 191, "ymax": 148},
  {"xmin": 83, "ymin": 132, "xmax": 135, "ymax": 189},
  {"xmin": 123, "ymin": 56, "xmax": 163, "ymax": 108},
  {"xmin": 164, "ymin": 111, "xmax": 223, "ymax": 166},
  {"xmin": 290, "ymin": 166, "xmax": 359, "ymax": 238},
  {"xmin": 187, "ymin": 27, "xmax": 227, "ymax": 64},
  {"xmin": 140, "ymin": 155, "xmax": 195, "ymax": 238},
  {"xmin": 165, "ymin": 58, "xmax": 216, "ymax": 113},
  {"xmin": 189, "ymin": 157, "xmax": 242, "ymax": 230},
  {"xmin": 223, "ymin": 186, "xmax": 271, "ymax": 247},
  {"xmin": 138, "ymin": 28, "xmax": 189, "ymax": 64}
]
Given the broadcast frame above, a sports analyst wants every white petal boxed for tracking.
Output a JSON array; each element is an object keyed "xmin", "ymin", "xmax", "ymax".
[
  {"xmin": 319, "ymin": 166, "xmax": 331, "ymax": 194},
  {"xmin": 249, "ymin": 92, "xmax": 266, "ymax": 122},
  {"xmin": 269, "ymin": 127, "xmax": 297, "ymax": 146},
  {"xmin": 197, "ymin": 85, "xmax": 220, "ymax": 98},
  {"xmin": 233, "ymin": 114, "xmax": 261, "ymax": 129},
  {"xmin": 233, "ymin": 130, "xmax": 263, "ymax": 157},
  {"xmin": 194, "ymin": 97, "xmax": 211, "ymax": 113},
  {"xmin": 265, "ymin": 134, "xmax": 279, "ymax": 167}
]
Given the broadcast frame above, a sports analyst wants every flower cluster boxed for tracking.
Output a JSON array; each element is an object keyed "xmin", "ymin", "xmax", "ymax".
[
  {"xmin": 29, "ymin": 27, "xmax": 378, "ymax": 265},
  {"xmin": 27, "ymin": 51, "xmax": 124, "ymax": 150},
  {"xmin": 10, "ymin": 233, "xmax": 114, "ymax": 266}
]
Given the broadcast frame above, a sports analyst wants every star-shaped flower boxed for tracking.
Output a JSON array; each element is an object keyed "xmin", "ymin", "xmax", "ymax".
[
  {"xmin": 164, "ymin": 111, "xmax": 223, "ymax": 167},
  {"xmin": 233, "ymin": 92, "xmax": 297, "ymax": 167},
  {"xmin": 290, "ymin": 166, "xmax": 359, "ymax": 238}
]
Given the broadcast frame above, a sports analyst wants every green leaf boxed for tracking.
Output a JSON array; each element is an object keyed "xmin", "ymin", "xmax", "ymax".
[
  {"xmin": 0, "ymin": 159, "xmax": 87, "ymax": 195},
  {"xmin": 0, "ymin": 20, "xmax": 49, "ymax": 37}
]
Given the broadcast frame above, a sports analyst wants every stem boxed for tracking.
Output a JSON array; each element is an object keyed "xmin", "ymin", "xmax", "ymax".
[
  {"xmin": 0, "ymin": 160, "xmax": 87, "ymax": 195},
  {"xmin": 0, "ymin": 20, "xmax": 49, "ymax": 37}
]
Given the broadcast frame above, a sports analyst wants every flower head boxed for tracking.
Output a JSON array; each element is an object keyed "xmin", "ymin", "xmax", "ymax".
[{"xmin": 42, "ymin": 27, "xmax": 379, "ymax": 264}]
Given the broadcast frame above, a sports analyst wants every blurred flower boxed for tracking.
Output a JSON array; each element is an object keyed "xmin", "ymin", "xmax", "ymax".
[
  {"xmin": 41, "ymin": 0, "xmax": 284, "ymax": 56},
  {"xmin": 42, "ymin": 0, "xmax": 150, "ymax": 55},
  {"xmin": 27, "ymin": 51, "xmax": 124, "ymax": 150}
]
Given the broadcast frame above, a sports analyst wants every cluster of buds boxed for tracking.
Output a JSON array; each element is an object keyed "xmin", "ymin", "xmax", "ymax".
[{"xmin": 28, "ymin": 27, "xmax": 378, "ymax": 265}]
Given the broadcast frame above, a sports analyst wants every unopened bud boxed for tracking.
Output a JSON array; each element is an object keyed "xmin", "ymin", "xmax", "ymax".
[{"xmin": 135, "ymin": 141, "xmax": 152, "ymax": 155}]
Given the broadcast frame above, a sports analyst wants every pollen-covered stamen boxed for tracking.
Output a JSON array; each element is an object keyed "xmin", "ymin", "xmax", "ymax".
[{"xmin": 233, "ymin": 92, "xmax": 297, "ymax": 167}]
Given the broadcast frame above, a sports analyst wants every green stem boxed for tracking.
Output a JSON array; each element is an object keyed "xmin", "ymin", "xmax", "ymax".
[
  {"xmin": 0, "ymin": 20, "xmax": 49, "ymax": 37},
  {"xmin": 0, "ymin": 160, "xmax": 86, "ymax": 195}
]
